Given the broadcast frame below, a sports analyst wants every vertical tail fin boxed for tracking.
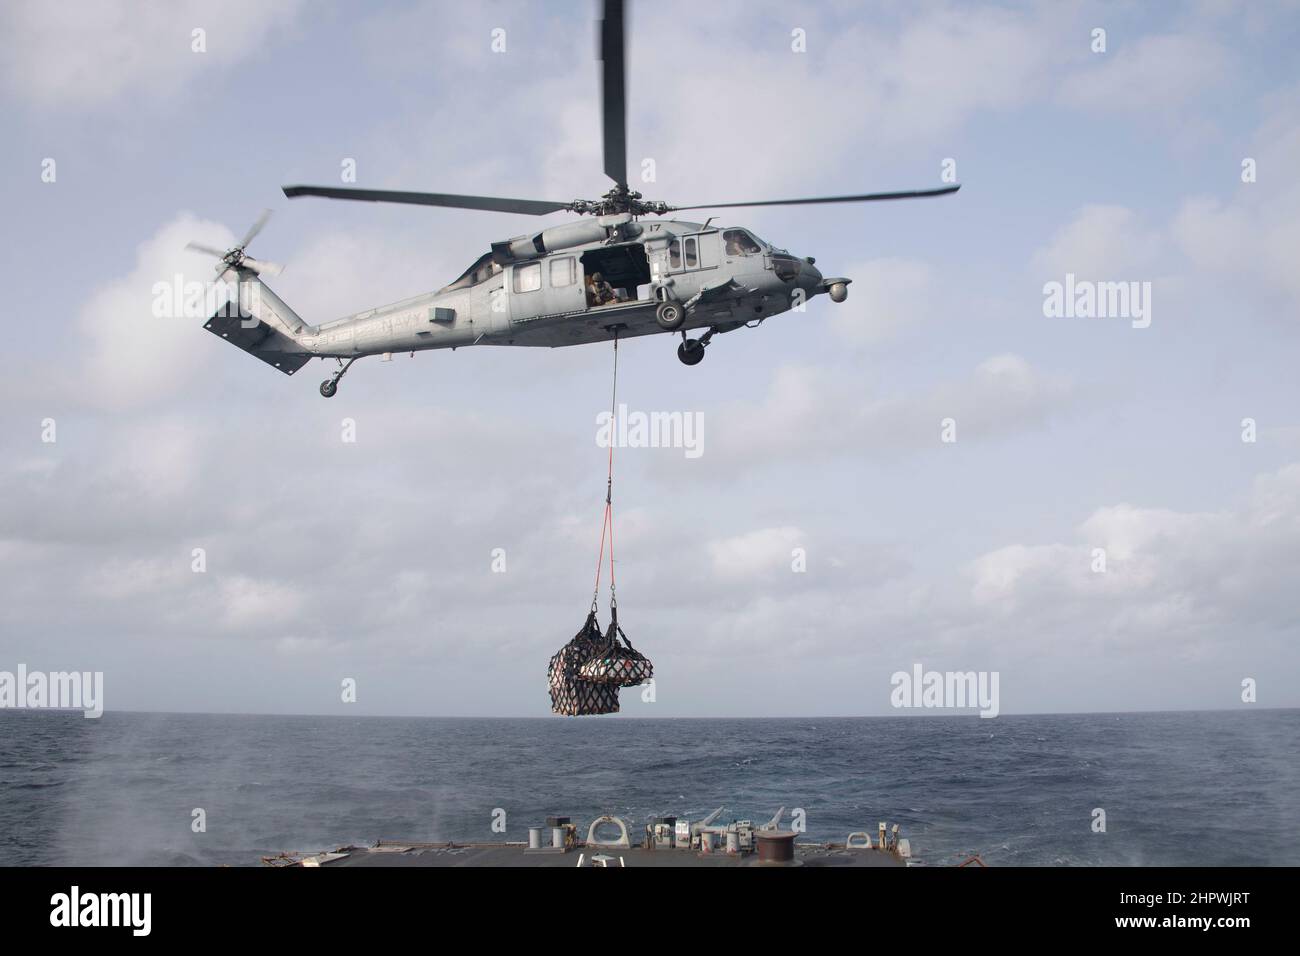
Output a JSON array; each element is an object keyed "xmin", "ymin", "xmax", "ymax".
[{"xmin": 203, "ymin": 270, "xmax": 315, "ymax": 376}]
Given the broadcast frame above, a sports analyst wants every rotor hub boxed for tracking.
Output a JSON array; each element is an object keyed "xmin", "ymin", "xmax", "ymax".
[{"xmin": 570, "ymin": 184, "xmax": 673, "ymax": 217}]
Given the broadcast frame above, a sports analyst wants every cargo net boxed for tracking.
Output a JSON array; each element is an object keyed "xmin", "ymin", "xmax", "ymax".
[
  {"xmin": 579, "ymin": 616, "xmax": 653, "ymax": 687},
  {"xmin": 548, "ymin": 613, "xmax": 621, "ymax": 716}
]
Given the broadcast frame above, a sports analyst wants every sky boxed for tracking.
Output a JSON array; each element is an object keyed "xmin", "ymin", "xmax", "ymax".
[{"xmin": 1, "ymin": 0, "xmax": 1298, "ymax": 717}]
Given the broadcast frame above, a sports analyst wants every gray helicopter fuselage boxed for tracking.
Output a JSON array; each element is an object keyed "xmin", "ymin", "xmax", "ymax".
[
  {"xmin": 202, "ymin": 0, "xmax": 953, "ymax": 391},
  {"xmin": 294, "ymin": 218, "xmax": 834, "ymax": 359}
]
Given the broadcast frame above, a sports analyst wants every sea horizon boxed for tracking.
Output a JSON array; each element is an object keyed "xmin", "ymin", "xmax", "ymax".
[{"xmin": 2, "ymin": 704, "xmax": 1287, "ymax": 720}]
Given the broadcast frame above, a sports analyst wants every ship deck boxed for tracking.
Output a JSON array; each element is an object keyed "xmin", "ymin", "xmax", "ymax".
[{"xmin": 267, "ymin": 841, "xmax": 908, "ymax": 868}]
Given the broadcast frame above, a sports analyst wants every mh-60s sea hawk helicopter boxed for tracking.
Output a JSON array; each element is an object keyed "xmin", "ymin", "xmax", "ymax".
[{"xmin": 192, "ymin": 0, "xmax": 958, "ymax": 397}]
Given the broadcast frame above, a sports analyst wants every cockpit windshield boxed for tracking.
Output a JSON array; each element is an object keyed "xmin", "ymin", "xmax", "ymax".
[
  {"xmin": 723, "ymin": 229, "xmax": 764, "ymax": 256},
  {"xmin": 439, "ymin": 251, "xmax": 502, "ymax": 294}
]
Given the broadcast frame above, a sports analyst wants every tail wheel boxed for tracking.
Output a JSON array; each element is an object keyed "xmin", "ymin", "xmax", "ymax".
[
  {"xmin": 320, "ymin": 380, "xmax": 337, "ymax": 398},
  {"xmin": 656, "ymin": 301, "xmax": 685, "ymax": 331},
  {"xmin": 677, "ymin": 340, "xmax": 705, "ymax": 366}
]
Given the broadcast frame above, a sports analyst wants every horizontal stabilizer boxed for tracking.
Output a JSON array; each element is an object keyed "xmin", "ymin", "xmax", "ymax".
[{"xmin": 204, "ymin": 308, "xmax": 312, "ymax": 376}]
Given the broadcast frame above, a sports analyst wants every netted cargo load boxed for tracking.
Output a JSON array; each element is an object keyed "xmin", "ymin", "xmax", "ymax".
[
  {"xmin": 578, "ymin": 613, "xmax": 653, "ymax": 687},
  {"xmin": 548, "ymin": 612, "xmax": 621, "ymax": 716}
]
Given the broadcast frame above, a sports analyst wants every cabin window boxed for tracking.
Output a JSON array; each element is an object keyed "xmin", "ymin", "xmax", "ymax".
[
  {"xmin": 550, "ymin": 257, "xmax": 575, "ymax": 287},
  {"xmin": 513, "ymin": 261, "xmax": 541, "ymax": 293},
  {"xmin": 724, "ymin": 229, "xmax": 762, "ymax": 256},
  {"xmin": 668, "ymin": 235, "xmax": 712, "ymax": 271}
]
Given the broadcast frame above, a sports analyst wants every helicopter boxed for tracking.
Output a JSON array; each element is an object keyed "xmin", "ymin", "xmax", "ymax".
[{"xmin": 192, "ymin": 0, "xmax": 959, "ymax": 398}]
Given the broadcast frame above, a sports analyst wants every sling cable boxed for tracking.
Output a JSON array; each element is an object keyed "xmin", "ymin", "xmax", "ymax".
[{"xmin": 547, "ymin": 333, "xmax": 653, "ymax": 715}]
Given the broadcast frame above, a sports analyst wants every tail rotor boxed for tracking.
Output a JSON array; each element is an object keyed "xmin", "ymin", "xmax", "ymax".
[{"xmin": 185, "ymin": 209, "xmax": 285, "ymax": 280}]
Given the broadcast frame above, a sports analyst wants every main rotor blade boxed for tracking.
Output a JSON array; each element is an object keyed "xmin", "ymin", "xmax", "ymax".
[
  {"xmin": 185, "ymin": 241, "xmax": 228, "ymax": 258},
  {"xmin": 672, "ymin": 184, "xmax": 961, "ymax": 212},
  {"xmin": 243, "ymin": 257, "xmax": 284, "ymax": 277},
  {"xmin": 238, "ymin": 208, "xmax": 272, "ymax": 249},
  {"xmin": 599, "ymin": 0, "xmax": 627, "ymax": 187},
  {"xmin": 282, "ymin": 185, "xmax": 572, "ymax": 216}
]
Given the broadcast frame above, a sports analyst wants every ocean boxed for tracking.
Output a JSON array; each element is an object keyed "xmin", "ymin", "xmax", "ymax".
[{"xmin": 1, "ymin": 709, "xmax": 1296, "ymax": 866}]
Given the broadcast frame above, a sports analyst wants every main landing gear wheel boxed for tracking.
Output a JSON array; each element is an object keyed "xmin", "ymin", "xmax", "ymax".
[
  {"xmin": 319, "ymin": 356, "xmax": 358, "ymax": 398},
  {"xmin": 656, "ymin": 300, "xmax": 685, "ymax": 331},
  {"xmin": 677, "ymin": 339, "xmax": 705, "ymax": 366}
]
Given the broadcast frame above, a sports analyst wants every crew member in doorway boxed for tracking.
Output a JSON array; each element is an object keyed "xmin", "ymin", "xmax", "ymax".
[{"xmin": 587, "ymin": 271, "xmax": 616, "ymax": 306}]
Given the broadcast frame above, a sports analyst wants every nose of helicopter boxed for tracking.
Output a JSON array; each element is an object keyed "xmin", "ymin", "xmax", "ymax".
[{"xmin": 798, "ymin": 258, "xmax": 822, "ymax": 293}]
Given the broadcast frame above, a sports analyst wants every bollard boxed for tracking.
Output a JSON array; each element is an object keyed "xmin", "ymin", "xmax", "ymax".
[
  {"xmin": 756, "ymin": 830, "xmax": 797, "ymax": 864},
  {"xmin": 726, "ymin": 829, "xmax": 740, "ymax": 855}
]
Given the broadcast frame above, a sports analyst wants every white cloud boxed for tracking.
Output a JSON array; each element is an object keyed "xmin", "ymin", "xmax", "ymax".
[
  {"xmin": 1172, "ymin": 192, "xmax": 1300, "ymax": 309},
  {"xmin": 0, "ymin": 0, "xmax": 303, "ymax": 109},
  {"xmin": 82, "ymin": 557, "xmax": 179, "ymax": 601},
  {"xmin": 708, "ymin": 526, "xmax": 805, "ymax": 581},
  {"xmin": 1169, "ymin": 90, "xmax": 1300, "ymax": 310},
  {"xmin": 964, "ymin": 463, "xmax": 1300, "ymax": 646},
  {"xmin": 1032, "ymin": 205, "xmax": 1162, "ymax": 279},
  {"xmin": 79, "ymin": 213, "xmax": 234, "ymax": 408},
  {"xmin": 708, "ymin": 354, "xmax": 1074, "ymax": 465},
  {"xmin": 875, "ymin": 5, "xmax": 1060, "ymax": 132},
  {"xmin": 1058, "ymin": 33, "xmax": 1231, "ymax": 113},
  {"xmin": 218, "ymin": 575, "xmax": 304, "ymax": 631}
]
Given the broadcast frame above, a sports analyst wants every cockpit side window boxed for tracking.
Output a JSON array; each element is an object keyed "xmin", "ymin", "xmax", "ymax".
[
  {"xmin": 439, "ymin": 252, "xmax": 502, "ymax": 294},
  {"xmin": 724, "ymin": 229, "xmax": 762, "ymax": 256}
]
